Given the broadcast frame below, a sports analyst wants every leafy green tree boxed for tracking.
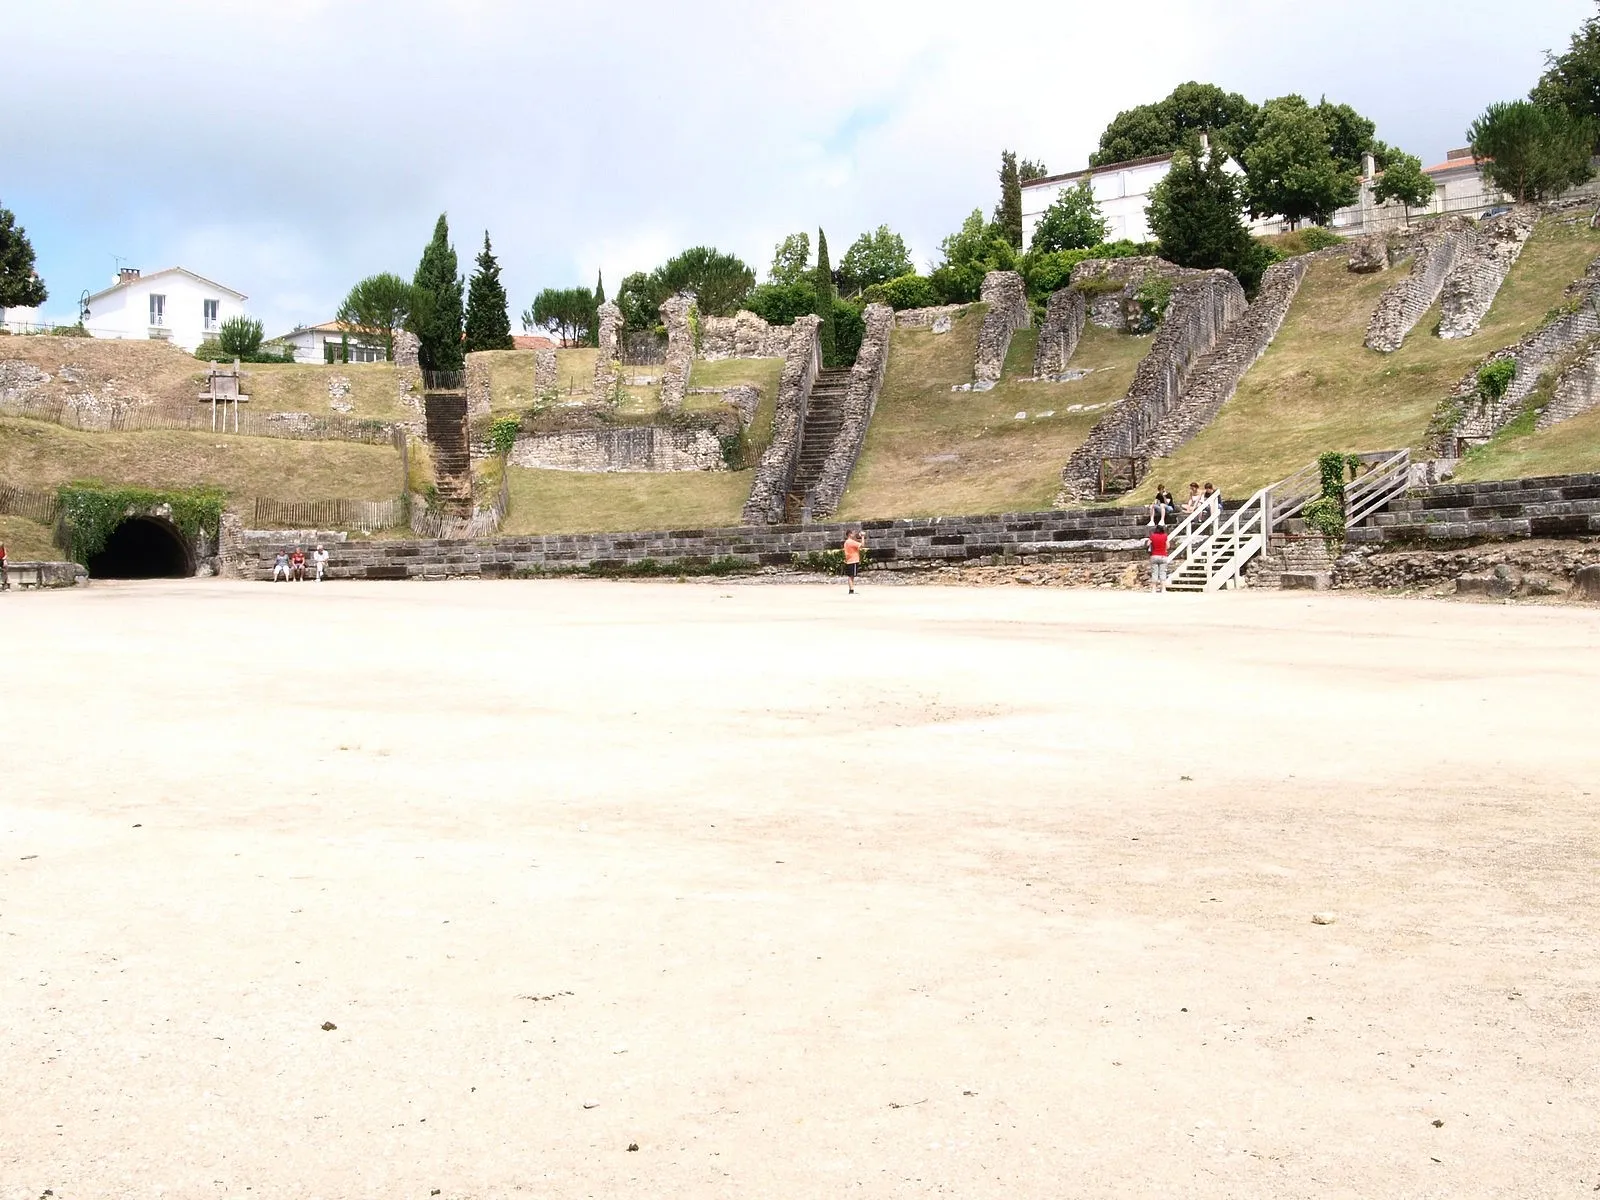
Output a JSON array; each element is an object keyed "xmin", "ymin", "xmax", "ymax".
[
  {"xmin": 1147, "ymin": 137, "xmax": 1264, "ymax": 287},
  {"xmin": 523, "ymin": 286, "xmax": 596, "ymax": 346},
  {"xmin": 1371, "ymin": 152, "xmax": 1436, "ymax": 220},
  {"xmin": 0, "ymin": 203, "xmax": 47, "ymax": 309},
  {"xmin": 217, "ymin": 316, "xmax": 264, "ymax": 358},
  {"xmin": 995, "ymin": 151, "xmax": 1024, "ymax": 250},
  {"xmin": 463, "ymin": 231, "xmax": 514, "ymax": 353},
  {"xmin": 866, "ymin": 273, "xmax": 940, "ymax": 310},
  {"xmin": 410, "ymin": 213, "xmax": 465, "ymax": 372},
  {"xmin": 1468, "ymin": 99, "xmax": 1597, "ymax": 201},
  {"xmin": 930, "ymin": 209, "xmax": 1019, "ymax": 303},
  {"xmin": 838, "ymin": 225, "xmax": 913, "ymax": 293},
  {"xmin": 832, "ymin": 298, "xmax": 865, "ymax": 366},
  {"xmin": 1028, "ymin": 180, "xmax": 1110, "ymax": 252},
  {"xmin": 744, "ymin": 280, "xmax": 819, "ymax": 325},
  {"xmin": 616, "ymin": 271, "xmax": 656, "ymax": 330},
  {"xmin": 813, "ymin": 228, "xmax": 836, "ymax": 366},
  {"xmin": 1092, "ymin": 82, "xmax": 1258, "ymax": 166},
  {"xmin": 653, "ymin": 246, "xmax": 756, "ymax": 317},
  {"xmin": 1243, "ymin": 95, "xmax": 1360, "ymax": 226},
  {"xmin": 1019, "ymin": 158, "xmax": 1049, "ymax": 183},
  {"xmin": 768, "ymin": 232, "xmax": 811, "ymax": 285},
  {"xmin": 1314, "ymin": 98, "xmax": 1378, "ymax": 175},
  {"xmin": 1532, "ymin": 4, "xmax": 1600, "ymax": 125},
  {"xmin": 336, "ymin": 272, "xmax": 412, "ymax": 360}
]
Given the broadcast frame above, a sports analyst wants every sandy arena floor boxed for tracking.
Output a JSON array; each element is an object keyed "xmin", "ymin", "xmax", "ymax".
[{"xmin": 3, "ymin": 579, "xmax": 1599, "ymax": 1198}]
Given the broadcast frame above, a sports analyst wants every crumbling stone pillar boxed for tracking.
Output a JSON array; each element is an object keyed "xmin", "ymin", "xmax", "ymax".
[
  {"xmin": 592, "ymin": 301, "xmax": 624, "ymax": 402},
  {"xmin": 393, "ymin": 330, "xmax": 422, "ymax": 410},
  {"xmin": 659, "ymin": 291, "xmax": 696, "ymax": 410},
  {"xmin": 533, "ymin": 348, "xmax": 558, "ymax": 398}
]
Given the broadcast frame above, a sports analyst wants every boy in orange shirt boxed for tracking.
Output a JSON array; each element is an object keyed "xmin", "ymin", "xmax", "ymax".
[{"xmin": 842, "ymin": 529, "xmax": 864, "ymax": 595}]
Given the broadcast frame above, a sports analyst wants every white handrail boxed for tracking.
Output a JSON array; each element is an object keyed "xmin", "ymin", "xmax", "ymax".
[{"xmin": 1344, "ymin": 449, "xmax": 1410, "ymax": 528}]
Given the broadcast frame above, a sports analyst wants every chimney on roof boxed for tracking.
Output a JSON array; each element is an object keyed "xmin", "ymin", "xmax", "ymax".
[
  {"xmin": 1447, "ymin": 147, "xmax": 1472, "ymax": 161},
  {"xmin": 117, "ymin": 267, "xmax": 140, "ymax": 285},
  {"xmin": 1362, "ymin": 152, "xmax": 1376, "ymax": 180}
]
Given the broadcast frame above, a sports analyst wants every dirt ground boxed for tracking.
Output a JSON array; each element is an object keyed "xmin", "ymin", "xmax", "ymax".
[{"xmin": 3, "ymin": 580, "xmax": 1599, "ymax": 1198}]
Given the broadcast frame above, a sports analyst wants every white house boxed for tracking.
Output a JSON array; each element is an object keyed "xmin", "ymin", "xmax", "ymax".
[
  {"xmin": 277, "ymin": 320, "xmax": 388, "ymax": 364},
  {"xmin": 82, "ymin": 267, "xmax": 248, "ymax": 352},
  {"xmin": 0, "ymin": 304, "xmax": 42, "ymax": 335},
  {"xmin": 1021, "ymin": 139, "xmax": 1253, "ymax": 249}
]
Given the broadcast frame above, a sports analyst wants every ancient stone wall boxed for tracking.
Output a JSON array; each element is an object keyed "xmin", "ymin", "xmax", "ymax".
[
  {"xmin": 508, "ymin": 425, "xmax": 725, "ymax": 473},
  {"xmin": 533, "ymin": 348, "xmax": 558, "ymax": 396},
  {"xmin": 591, "ymin": 301, "xmax": 624, "ymax": 401},
  {"xmin": 971, "ymin": 271, "xmax": 1030, "ymax": 390},
  {"xmin": 1541, "ymin": 337, "xmax": 1600, "ymax": 428},
  {"xmin": 464, "ymin": 352, "xmax": 493, "ymax": 417},
  {"xmin": 1364, "ymin": 217, "xmax": 1476, "ymax": 352},
  {"xmin": 893, "ymin": 305, "xmax": 964, "ymax": 332},
  {"xmin": 1443, "ymin": 252, "xmax": 1600, "ymax": 447},
  {"xmin": 1069, "ymin": 257, "xmax": 1205, "ymax": 331},
  {"xmin": 1438, "ymin": 206, "xmax": 1537, "ymax": 339},
  {"xmin": 1346, "ymin": 471, "xmax": 1600, "ymax": 543},
  {"xmin": 659, "ymin": 292, "xmax": 696, "ymax": 410},
  {"xmin": 393, "ymin": 330, "xmax": 422, "ymax": 410},
  {"xmin": 699, "ymin": 310, "xmax": 793, "ymax": 359},
  {"xmin": 808, "ymin": 303, "xmax": 894, "ymax": 519},
  {"xmin": 1347, "ymin": 233, "xmax": 1389, "ymax": 274},
  {"xmin": 1057, "ymin": 270, "xmax": 1247, "ymax": 503},
  {"xmin": 1334, "ymin": 537, "xmax": 1600, "ymax": 593},
  {"xmin": 740, "ymin": 314, "xmax": 821, "ymax": 524},
  {"xmin": 1033, "ymin": 288, "xmax": 1087, "ymax": 379},
  {"xmin": 1135, "ymin": 251, "xmax": 1335, "ymax": 461}
]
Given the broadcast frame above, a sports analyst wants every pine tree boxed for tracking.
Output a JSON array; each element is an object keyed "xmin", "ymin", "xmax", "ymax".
[
  {"xmin": 463, "ymin": 231, "xmax": 513, "ymax": 353},
  {"xmin": 813, "ymin": 227, "xmax": 836, "ymax": 367},
  {"xmin": 411, "ymin": 214, "xmax": 465, "ymax": 371},
  {"xmin": 994, "ymin": 151, "xmax": 1024, "ymax": 250}
]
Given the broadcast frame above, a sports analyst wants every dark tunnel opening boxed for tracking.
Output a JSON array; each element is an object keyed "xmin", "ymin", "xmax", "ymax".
[{"xmin": 87, "ymin": 517, "xmax": 194, "ymax": 579}]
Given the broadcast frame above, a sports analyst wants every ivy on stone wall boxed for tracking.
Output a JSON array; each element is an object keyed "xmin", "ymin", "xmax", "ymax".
[{"xmin": 55, "ymin": 484, "xmax": 225, "ymax": 565}]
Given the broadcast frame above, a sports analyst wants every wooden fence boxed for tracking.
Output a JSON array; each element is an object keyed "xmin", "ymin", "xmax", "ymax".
[
  {"xmin": 0, "ymin": 483, "xmax": 59, "ymax": 525},
  {"xmin": 0, "ymin": 394, "xmax": 398, "ymax": 445},
  {"xmin": 409, "ymin": 458, "xmax": 511, "ymax": 539},
  {"xmin": 251, "ymin": 496, "xmax": 407, "ymax": 533}
]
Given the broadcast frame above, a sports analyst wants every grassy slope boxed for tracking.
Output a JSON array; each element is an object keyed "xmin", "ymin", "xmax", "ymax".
[
  {"xmin": 686, "ymin": 357, "xmax": 784, "ymax": 458},
  {"xmin": 1126, "ymin": 217, "xmax": 1600, "ymax": 501},
  {"xmin": 481, "ymin": 349, "xmax": 660, "ymax": 412},
  {"xmin": 0, "ymin": 416, "xmax": 404, "ymax": 502},
  {"xmin": 243, "ymin": 361, "xmax": 404, "ymax": 419},
  {"xmin": 838, "ymin": 310, "xmax": 1150, "ymax": 518},
  {"xmin": 500, "ymin": 470, "xmax": 752, "ymax": 536},
  {"xmin": 0, "ymin": 514, "xmax": 58, "ymax": 560},
  {"xmin": 1452, "ymin": 404, "xmax": 1600, "ymax": 481}
]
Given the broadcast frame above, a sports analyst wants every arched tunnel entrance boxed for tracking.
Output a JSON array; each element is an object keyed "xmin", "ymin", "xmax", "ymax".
[{"xmin": 87, "ymin": 516, "xmax": 195, "ymax": 579}]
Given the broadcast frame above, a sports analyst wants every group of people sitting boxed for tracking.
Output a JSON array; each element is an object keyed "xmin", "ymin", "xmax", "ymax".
[
  {"xmin": 1148, "ymin": 481, "xmax": 1223, "ymax": 529},
  {"xmin": 272, "ymin": 546, "xmax": 329, "ymax": 582}
]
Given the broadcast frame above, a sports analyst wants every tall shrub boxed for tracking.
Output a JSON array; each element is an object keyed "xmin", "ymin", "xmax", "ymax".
[
  {"xmin": 813, "ymin": 227, "xmax": 836, "ymax": 366},
  {"xmin": 411, "ymin": 213, "xmax": 465, "ymax": 371},
  {"xmin": 995, "ymin": 151, "xmax": 1024, "ymax": 250},
  {"xmin": 463, "ymin": 231, "xmax": 513, "ymax": 352}
]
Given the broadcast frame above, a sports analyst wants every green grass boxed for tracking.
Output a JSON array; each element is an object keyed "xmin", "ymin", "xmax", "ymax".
[
  {"xmin": 0, "ymin": 514, "xmax": 59, "ymax": 560},
  {"xmin": 500, "ymin": 468, "xmax": 752, "ymax": 535},
  {"xmin": 1451, "ymin": 403, "xmax": 1600, "ymax": 481},
  {"xmin": 837, "ymin": 310, "xmax": 1150, "ymax": 518},
  {"xmin": 685, "ymin": 357, "xmax": 784, "ymax": 460},
  {"xmin": 1124, "ymin": 215, "xmax": 1600, "ymax": 502},
  {"xmin": 0, "ymin": 415, "xmax": 406, "ymax": 503},
  {"xmin": 243, "ymin": 361, "xmax": 406, "ymax": 419}
]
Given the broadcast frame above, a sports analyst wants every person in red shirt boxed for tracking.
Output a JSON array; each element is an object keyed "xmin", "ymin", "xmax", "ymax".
[
  {"xmin": 842, "ymin": 529, "xmax": 864, "ymax": 595},
  {"xmin": 1146, "ymin": 527, "xmax": 1169, "ymax": 594},
  {"xmin": 0, "ymin": 541, "xmax": 8, "ymax": 591},
  {"xmin": 290, "ymin": 547, "xmax": 307, "ymax": 582}
]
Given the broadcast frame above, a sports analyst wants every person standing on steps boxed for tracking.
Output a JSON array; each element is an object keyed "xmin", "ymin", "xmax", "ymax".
[
  {"xmin": 842, "ymin": 529, "xmax": 864, "ymax": 595},
  {"xmin": 1146, "ymin": 526, "xmax": 1169, "ymax": 594}
]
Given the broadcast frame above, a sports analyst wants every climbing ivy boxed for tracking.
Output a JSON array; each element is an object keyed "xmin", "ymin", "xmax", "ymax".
[
  {"xmin": 1476, "ymin": 358, "xmax": 1516, "ymax": 402},
  {"xmin": 1301, "ymin": 450, "xmax": 1351, "ymax": 541},
  {"xmin": 488, "ymin": 416, "xmax": 520, "ymax": 456},
  {"xmin": 55, "ymin": 483, "xmax": 226, "ymax": 565}
]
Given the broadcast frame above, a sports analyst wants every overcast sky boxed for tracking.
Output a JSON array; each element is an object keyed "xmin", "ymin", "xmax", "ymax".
[{"xmin": 3, "ymin": 0, "xmax": 1590, "ymax": 336}]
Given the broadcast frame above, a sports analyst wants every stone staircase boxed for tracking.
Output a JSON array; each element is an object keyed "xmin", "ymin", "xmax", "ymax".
[
  {"xmin": 423, "ymin": 393, "xmax": 474, "ymax": 516},
  {"xmin": 784, "ymin": 368, "xmax": 851, "ymax": 522}
]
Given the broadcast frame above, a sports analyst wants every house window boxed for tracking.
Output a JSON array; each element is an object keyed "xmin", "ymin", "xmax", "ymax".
[
  {"xmin": 203, "ymin": 299, "xmax": 219, "ymax": 330},
  {"xmin": 149, "ymin": 294, "xmax": 166, "ymax": 326}
]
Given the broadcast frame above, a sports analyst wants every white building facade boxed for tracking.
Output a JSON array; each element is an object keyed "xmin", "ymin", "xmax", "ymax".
[
  {"xmin": 277, "ymin": 320, "xmax": 388, "ymax": 364},
  {"xmin": 0, "ymin": 304, "xmax": 42, "ymax": 334},
  {"xmin": 82, "ymin": 267, "xmax": 248, "ymax": 352}
]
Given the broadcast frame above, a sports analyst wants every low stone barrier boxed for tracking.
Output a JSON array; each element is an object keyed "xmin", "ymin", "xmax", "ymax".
[
  {"xmin": 1346, "ymin": 472, "xmax": 1600, "ymax": 543},
  {"xmin": 1, "ymin": 561, "xmax": 84, "ymax": 588},
  {"xmin": 699, "ymin": 310, "xmax": 794, "ymax": 359},
  {"xmin": 893, "ymin": 305, "xmax": 964, "ymax": 332},
  {"xmin": 1033, "ymin": 289, "xmax": 1087, "ymax": 379},
  {"xmin": 1365, "ymin": 217, "xmax": 1476, "ymax": 352},
  {"xmin": 1057, "ymin": 270, "xmax": 1247, "ymax": 503},
  {"xmin": 971, "ymin": 271, "xmax": 1029, "ymax": 390},
  {"xmin": 508, "ymin": 425, "xmax": 725, "ymax": 473},
  {"xmin": 808, "ymin": 303, "xmax": 894, "ymax": 519},
  {"xmin": 1069, "ymin": 256, "xmax": 1204, "ymax": 331},
  {"xmin": 1439, "ymin": 207, "xmax": 1537, "ymax": 339}
]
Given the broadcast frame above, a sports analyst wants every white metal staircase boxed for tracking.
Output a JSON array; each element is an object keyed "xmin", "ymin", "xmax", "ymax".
[{"xmin": 1162, "ymin": 450, "xmax": 1409, "ymax": 593}]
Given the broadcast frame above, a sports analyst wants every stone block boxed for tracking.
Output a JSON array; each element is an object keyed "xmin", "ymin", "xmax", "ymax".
[
  {"xmin": 1282, "ymin": 571, "xmax": 1331, "ymax": 590},
  {"xmin": 1573, "ymin": 564, "xmax": 1600, "ymax": 600}
]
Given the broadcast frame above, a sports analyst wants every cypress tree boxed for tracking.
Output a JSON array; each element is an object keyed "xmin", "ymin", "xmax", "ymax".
[
  {"xmin": 412, "ymin": 214, "xmax": 465, "ymax": 371},
  {"xmin": 591, "ymin": 269, "xmax": 605, "ymax": 346},
  {"xmin": 463, "ymin": 230, "xmax": 513, "ymax": 352},
  {"xmin": 995, "ymin": 150, "xmax": 1023, "ymax": 250},
  {"xmin": 813, "ymin": 228, "xmax": 836, "ymax": 367}
]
